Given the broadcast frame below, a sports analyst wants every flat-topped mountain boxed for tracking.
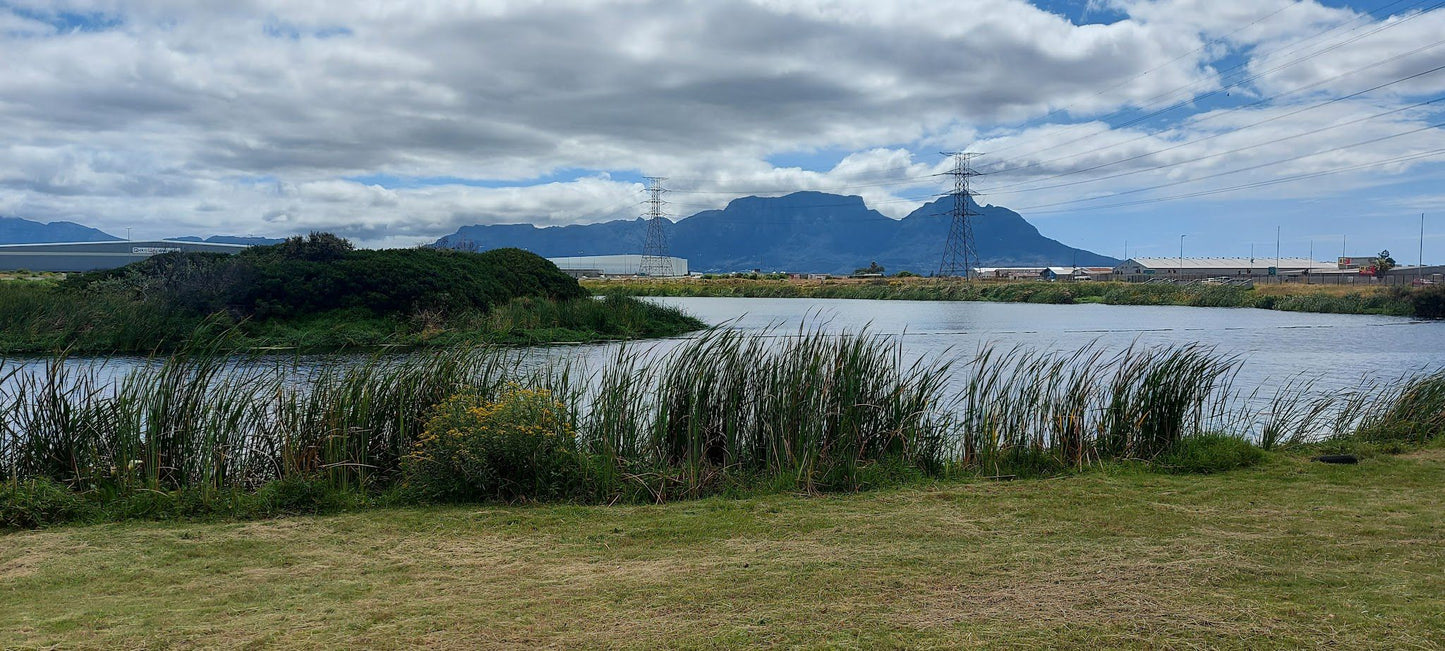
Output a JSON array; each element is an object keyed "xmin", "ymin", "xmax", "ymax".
[
  {"xmin": 0, "ymin": 217, "xmax": 119, "ymax": 244},
  {"xmin": 436, "ymin": 191, "xmax": 1115, "ymax": 274}
]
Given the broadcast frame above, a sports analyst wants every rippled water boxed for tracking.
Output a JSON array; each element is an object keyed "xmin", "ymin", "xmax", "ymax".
[
  {"xmin": 609, "ymin": 297, "xmax": 1445, "ymax": 393},
  {"xmin": 6, "ymin": 297, "xmax": 1443, "ymax": 397}
]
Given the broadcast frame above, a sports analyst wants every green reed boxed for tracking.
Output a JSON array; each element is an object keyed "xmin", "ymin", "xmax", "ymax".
[{"xmin": 2, "ymin": 329, "xmax": 1442, "ymax": 510}]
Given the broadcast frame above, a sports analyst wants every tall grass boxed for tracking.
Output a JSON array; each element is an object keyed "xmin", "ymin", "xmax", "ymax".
[
  {"xmin": 594, "ymin": 278, "xmax": 1425, "ymax": 317},
  {"xmin": 0, "ymin": 346, "xmax": 518, "ymax": 492},
  {"xmin": 3, "ymin": 330, "xmax": 1443, "ymax": 516},
  {"xmin": 948, "ymin": 343, "xmax": 1240, "ymax": 474},
  {"xmin": 571, "ymin": 329, "xmax": 956, "ymax": 498}
]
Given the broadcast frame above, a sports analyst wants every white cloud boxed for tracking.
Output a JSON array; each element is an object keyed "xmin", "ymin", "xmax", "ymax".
[{"xmin": 0, "ymin": 0, "xmax": 1440, "ymax": 247}]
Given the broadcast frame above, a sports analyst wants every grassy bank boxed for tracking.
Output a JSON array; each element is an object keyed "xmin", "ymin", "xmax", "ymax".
[
  {"xmin": 0, "ymin": 282, "xmax": 703, "ymax": 353},
  {"xmin": 589, "ymin": 277, "xmax": 1445, "ymax": 318},
  {"xmin": 4, "ymin": 330, "xmax": 1442, "ymax": 528},
  {"xmin": 2, "ymin": 447, "xmax": 1441, "ymax": 648}
]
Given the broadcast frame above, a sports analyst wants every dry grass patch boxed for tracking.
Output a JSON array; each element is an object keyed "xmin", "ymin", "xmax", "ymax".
[{"xmin": 1, "ymin": 452, "xmax": 1442, "ymax": 649}]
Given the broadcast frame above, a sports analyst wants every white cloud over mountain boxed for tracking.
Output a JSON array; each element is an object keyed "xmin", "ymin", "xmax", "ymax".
[{"xmin": 0, "ymin": 0, "xmax": 1440, "ymax": 252}]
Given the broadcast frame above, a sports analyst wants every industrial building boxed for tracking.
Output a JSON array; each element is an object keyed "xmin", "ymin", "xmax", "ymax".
[
  {"xmin": 977, "ymin": 266, "xmax": 1115, "ymax": 280},
  {"xmin": 0, "ymin": 240, "xmax": 251, "ymax": 272},
  {"xmin": 1112, "ymin": 257, "xmax": 1337, "ymax": 281},
  {"xmin": 546, "ymin": 254, "xmax": 688, "ymax": 278}
]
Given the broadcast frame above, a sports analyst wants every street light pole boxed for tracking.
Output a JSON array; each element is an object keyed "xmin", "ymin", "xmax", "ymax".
[
  {"xmin": 1308, "ymin": 240, "xmax": 1314, "ymax": 285},
  {"xmin": 1179, "ymin": 234, "xmax": 1186, "ymax": 279}
]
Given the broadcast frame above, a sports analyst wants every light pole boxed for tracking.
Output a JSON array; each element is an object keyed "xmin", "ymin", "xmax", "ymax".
[
  {"xmin": 1179, "ymin": 234, "xmax": 1187, "ymax": 279},
  {"xmin": 1308, "ymin": 240, "xmax": 1314, "ymax": 285}
]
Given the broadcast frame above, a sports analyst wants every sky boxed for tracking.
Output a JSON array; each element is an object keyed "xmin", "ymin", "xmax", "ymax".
[{"xmin": 1, "ymin": 0, "xmax": 1443, "ymax": 262}]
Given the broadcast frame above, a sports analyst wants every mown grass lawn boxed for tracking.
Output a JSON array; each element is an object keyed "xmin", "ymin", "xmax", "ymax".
[{"xmin": 2, "ymin": 449, "xmax": 1441, "ymax": 649}]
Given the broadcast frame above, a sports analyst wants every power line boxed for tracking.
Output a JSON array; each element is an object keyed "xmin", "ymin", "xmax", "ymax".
[
  {"xmin": 937, "ymin": 152, "xmax": 981, "ymax": 277},
  {"xmin": 667, "ymin": 174, "xmax": 938, "ymax": 195},
  {"xmin": 983, "ymin": 93, "xmax": 1445, "ymax": 197},
  {"xmin": 981, "ymin": 0, "xmax": 1443, "ymax": 166},
  {"xmin": 640, "ymin": 3, "xmax": 1444, "ymax": 213},
  {"xmin": 638, "ymin": 176, "xmax": 675, "ymax": 276},
  {"xmin": 980, "ymin": 36, "xmax": 1445, "ymax": 185},
  {"xmin": 662, "ymin": 165, "xmax": 940, "ymax": 189},
  {"xmin": 667, "ymin": 191, "xmax": 944, "ymax": 212},
  {"xmin": 1019, "ymin": 147, "xmax": 1445, "ymax": 214},
  {"xmin": 1012, "ymin": 119, "xmax": 1445, "ymax": 211},
  {"xmin": 983, "ymin": 0, "xmax": 1310, "ymax": 147}
]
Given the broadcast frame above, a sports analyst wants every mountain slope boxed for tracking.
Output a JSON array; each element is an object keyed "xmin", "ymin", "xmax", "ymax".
[
  {"xmin": 436, "ymin": 192, "xmax": 1114, "ymax": 274},
  {"xmin": 170, "ymin": 235, "xmax": 286, "ymax": 246},
  {"xmin": 0, "ymin": 217, "xmax": 119, "ymax": 244}
]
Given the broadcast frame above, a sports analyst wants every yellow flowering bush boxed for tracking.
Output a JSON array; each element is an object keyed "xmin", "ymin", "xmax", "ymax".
[{"xmin": 404, "ymin": 385, "xmax": 579, "ymax": 501}]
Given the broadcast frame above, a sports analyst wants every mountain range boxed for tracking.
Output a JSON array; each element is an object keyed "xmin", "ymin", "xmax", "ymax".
[
  {"xmin": 0, "ymin": 217, "xmax": 119, "ymax": 244},
  {"xmin": 0, "ymin": 218, "xmax": 284, "ymax": 247},
  {"xmin": 3, "ymin": 193, "xmax": 1115, "ymax": 274},
  {"xmin": 437, "ymin": 192, "xmax": 1115, "ymax": 274}
]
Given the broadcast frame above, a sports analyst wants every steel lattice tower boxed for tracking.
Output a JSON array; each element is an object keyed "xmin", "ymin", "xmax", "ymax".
[
  {"xmin": 639, "ymin": 177, "xmax": 674, "ymax": 276},
  {"xmin": 937, "ymin": 152, "xmax": 981, "ymax": 278}
]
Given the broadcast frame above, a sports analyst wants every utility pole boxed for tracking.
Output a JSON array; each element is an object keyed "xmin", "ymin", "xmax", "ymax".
[
  {"xmin": 1308, "ymin": 239, "xmax": 1313, "ymax": 285},
  {"xmin": 1422, "ymin": 213, "xmax": 1427, "ymax": 283},
  {"xmin": 639, "ymin": 177, "xmax": 674, "ymax": 277},
  {"xmin": 1179, "ymin": 234, "xmax": 1186, "ymax": 278},
  {"xmin": 937, "ymin": 152, "xmax": 981, "ymax": 278}
]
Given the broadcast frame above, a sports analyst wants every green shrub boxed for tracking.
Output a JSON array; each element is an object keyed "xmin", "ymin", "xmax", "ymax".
[
  {"xmin": 64, "ymin": 236, "xmax": 587, "ymax": 321},
  {"xmin": 253, "ymin": 475, "xmax": 355, "ymax": 516},
  {"xmin": 1412, "ymin": 285, "xmax": 1445, "ymax": 319},
  {"xmin": 403, "ymin": 386, "xmax": 581, "ymax": 502},
  {"xmin": 0, "ymin": 479, "xmax": 89, "ymax": 529},
  {"xmin": 1153, "ymin": 434, "xmax": 1265, "ymax": 474}
]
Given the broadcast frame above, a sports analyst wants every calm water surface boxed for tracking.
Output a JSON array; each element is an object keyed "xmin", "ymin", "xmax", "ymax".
[
  {"xmin": 5, "ymin": 297, "xmax": 1443, "ymax": 396},
  {"xmin": 624, "ymin": 297, "xmax": 1445, "ymax": 392}
]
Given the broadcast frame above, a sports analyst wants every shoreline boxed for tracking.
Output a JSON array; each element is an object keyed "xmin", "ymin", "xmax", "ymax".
[{"xmin": 587, "ymin": 277, "xmax": 1442, "ymax": 319}]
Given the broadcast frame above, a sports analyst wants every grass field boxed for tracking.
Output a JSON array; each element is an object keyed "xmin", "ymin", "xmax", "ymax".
[
  {"xmin": 588, "ymin": 276, "xmax": 1440, "ymax": 318},
  {"xmin": 3, "ymin": 447, "xmax": 1440, "ymax": 649}
]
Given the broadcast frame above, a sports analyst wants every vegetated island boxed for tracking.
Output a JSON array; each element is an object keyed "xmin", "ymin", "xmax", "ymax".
[
  {"xmin": 0, "ymin": 233, "xmax": 704, "ymax": 353},
  {"xmin": 588, "ymin": 274, "xmax": 1445, "ymax": 319}
]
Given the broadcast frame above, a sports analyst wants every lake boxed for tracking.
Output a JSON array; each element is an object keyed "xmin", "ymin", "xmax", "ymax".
[
  {"xmin": 4, "ymin": 297, "xmax": 1443, "ymax": 398},
  {"xmin": 618, "ymin": 297, "xmax": 1445, "ymax": 393}
]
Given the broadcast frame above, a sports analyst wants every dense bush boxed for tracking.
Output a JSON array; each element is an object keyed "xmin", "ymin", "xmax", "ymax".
[
  {"xmin": 0, "ymin": 234, "xmax": 702, "ymax": 353},
  {"xmin": 1411, "ymin": 284, "xmax": 1445, "ymax": 319},
  {"xmin": 64, "ymin": 234, "xmax": 587, "ymax": 320},
  {"xmin": 403, "ymin": 386, "xmax": 581, "ymax": 502},
  {"xmin": 1153, "ymin": 434, "xmax": 1266, "ymax": 474},
  {"xmin": 0, "ymin": 478, "xmax": 88, "ymax": 529}
]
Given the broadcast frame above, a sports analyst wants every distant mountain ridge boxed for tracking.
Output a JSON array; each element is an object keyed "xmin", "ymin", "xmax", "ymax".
[
  {"xmin": 436, "ymin": 191, "xmax": 1115, "ymax": 274},
  {"xmin": 0, "ymin": 218, "xmax": 291, "ymax": 247},
  {"xmin": 0, "ymin": 217, "xmax": 119, "ymax": 244},
  {"xmin": 170, "ymin": 235, "xmax": 286, "ymax": 246}
]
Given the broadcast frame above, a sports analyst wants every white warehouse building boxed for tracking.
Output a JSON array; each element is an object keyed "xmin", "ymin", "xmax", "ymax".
[
  {"xmin": 1113, "ymin": 257, "xmax": 1337, "ymax": 281},
  {"xmin": 546, "ymin": 254, "xmax": 688, "ymax": 277}
]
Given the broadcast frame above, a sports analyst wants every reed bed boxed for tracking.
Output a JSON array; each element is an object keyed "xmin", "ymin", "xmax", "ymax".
[
  {"xmin": 593, "ymin": 277, "xmax": 1430, "ymax": 317},
  {"xmin": 2, "ymin": 330, "xmax": 1443, "ymax": 514}
]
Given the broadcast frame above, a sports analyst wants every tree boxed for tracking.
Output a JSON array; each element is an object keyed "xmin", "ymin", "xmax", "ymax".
[
  {"xmin": 853, "ymin": 261, "xmax": 885, "ymax": 275},
  {"xmin": 1367, "ymin": 249, "xmax": 1397, "ymax": 277}
]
